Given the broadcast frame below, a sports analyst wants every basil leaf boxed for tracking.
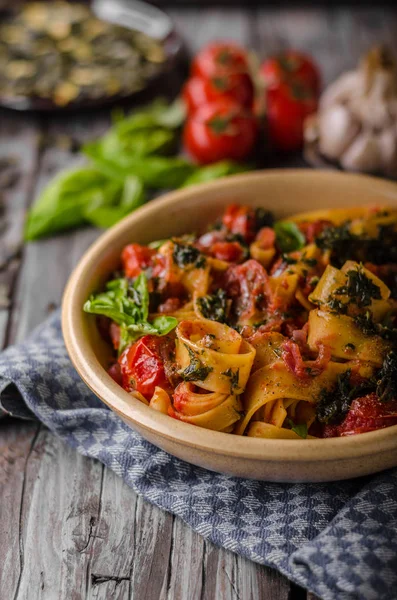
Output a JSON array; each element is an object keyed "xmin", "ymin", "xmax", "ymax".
[
  {"xmin": 114, "ymin": 98, "xmax": 185, "ymax": 133},
  {"xmin": 83, "ymin": 145, "xmax": 195, "ymax": 188},
  {"xmin": 83, "ymin": 175, "xmax": 146, "ymax": 228},
  {"xmin": 181, "ymin": 160, "xmax": 250, "ymax": 187},
  {"xmin": 274, "ymin": 221, "xmax": 306, "ymax": 253},
  {"xmin": 24, "ymin": 167, "xmax": 122, "ymax": 241},
  {"xmin": 287, "ymin": 419, "xmax": 308, "ymax": 439},
  {"xmin": 84, "ymin": 273, "xmax": 177, "ymax": 352}
]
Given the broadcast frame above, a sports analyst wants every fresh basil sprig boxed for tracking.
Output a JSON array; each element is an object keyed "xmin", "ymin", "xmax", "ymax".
[{"xmin": 84, "ymin": 272, "xmax": 177, "ymax": 353}]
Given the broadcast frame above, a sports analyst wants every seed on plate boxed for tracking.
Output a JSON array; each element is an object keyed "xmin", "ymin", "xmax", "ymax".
[
  {"xmin": 53, "ymin": 81, "xmax": 79, "ymax": 105},
  {"xmin": 5, "ymin": 60, "xmax": 36, "ymax": 79}
]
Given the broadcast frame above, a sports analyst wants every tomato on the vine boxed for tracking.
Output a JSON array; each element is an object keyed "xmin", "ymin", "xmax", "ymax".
[
  {"xmin": 260, "ymin": 50, "xmax": 321, "ymax": 94},
  {"xmin": 191, "ymin": 41, "xmax": 251, "ymax": 79},
  {"xmin": 183, "ymin": 99, "xmax": 257, "ymax": 164},
  {"xmin": 182, "ymin": 73, "xmax": 254, "ymax": 114},
  {"xmin": 266, "ymin": 82, "xmax": 317, "ymax": 152}
]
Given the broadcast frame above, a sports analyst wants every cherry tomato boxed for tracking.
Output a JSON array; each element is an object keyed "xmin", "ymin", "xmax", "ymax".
[
  {"xmin": 119, "ymin": 335, "xmax": 168, "ymax": 400},
  {"xmin": 266, "ymin": 82, "xmax": 317, "ymax": 152},
  {"xmin": 191, "ymin": 41, "xmax": 251, "ymax": 79},
  {"xmin": 260, "ymin": 50, "xmax": 321, "ymax": 94},
  {"xmin": 183, "ymin": 99, "xmax": 257, "ymax": 164},
  {"xmin": 182, "ymin": 73, "xmax": 254, "ymax": 114},
  {"xmin": 121, "ymin": 243, "xmax": 155, "ymax": 278}
]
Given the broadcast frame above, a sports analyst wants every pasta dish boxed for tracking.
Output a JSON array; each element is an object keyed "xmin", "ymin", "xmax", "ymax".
[{"xmin": 84, "ymin": 203, "xmax": 397, "ymax": 439}]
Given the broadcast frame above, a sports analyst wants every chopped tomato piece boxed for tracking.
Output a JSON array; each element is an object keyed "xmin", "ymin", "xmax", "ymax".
[
  {"xmin": 225, "ymin": 259, "xmax": 270, "ymax": 320},
  {"xmin": 222, "ymin": 204, "xmax": 256, "ymax": 242},
  {"xmin": 281, "ymin": 340, "xmax": 330, "ymax": 379},
  {"xmin": 210, "ymin": 241, "xmax": 243, "ymax": 262},
  {"xmin": 255, "ymin": 226, "xmax": 276, "ymax": 249},
  {"xmin": 323, "ymin": 393, "xmax": 397, "ymax": 437},
  {"xmin": 119, "ymin": 335, "xmax": 168, "ymax": 400},
  {"xmin": 108, "ymin": 363, "xmax": 122, "ymax": 386},
  {"xmin": 121, "ymin": 243, "xmax": 155, "ymax": 278},
  {"xmin": 109, "ymin": 322, "xmax": 120, "ymax": 350},
  {"xmin": 158, "ymin": 297, "xmax": 181, "ymax": 313},
  {"xmin": 298, "ymin": 219, "xmax": 333, "ymax": 244}
]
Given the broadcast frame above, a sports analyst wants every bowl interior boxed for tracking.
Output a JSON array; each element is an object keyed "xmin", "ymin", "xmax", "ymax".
[{"xmin": 62, "ymin": 170, "xmax": 397, "ymax": 468}]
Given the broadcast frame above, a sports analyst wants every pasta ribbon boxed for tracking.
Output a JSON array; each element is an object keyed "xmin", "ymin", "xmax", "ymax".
[
  {"xmin": 235, "ymin": 360, "xmax": 374, "ymax": 435},
  {"xmin": 249, "ymin": 243, "xmax": 275, "ymax": 268},
  {"xmin": 307, "ymin": 309, "xmax": 391, "ymax": 366},
  {"xmin": 175, "ymin": 319, "xmax": 256, "ymax": 395},
  {"xmin": 247, "ymin": 421, "xmax": 316, "ymax": 439},
  {"xmin": 171, "ymin": 382, "xmax": 242, "ymax": 432}
]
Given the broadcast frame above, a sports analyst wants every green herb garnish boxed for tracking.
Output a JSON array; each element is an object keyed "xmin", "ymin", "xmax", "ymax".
[
  {"xmin": 222, "ymin": 368, "xmax": 240, "ymax": 393},
  {"xmin": 274, "ymin": 221, "xmax": 305, "ymax": 253},
  {"xmin": 84, "ymin": 272, "xmax": 177, "ymax": 353},
  {"xmin": 287, "ymin": 419, "xmax": 308, "ymax": 439},
  {"xmin": 336, "ymin": 267, "xmax": 382, "ymax": 308},
  {"xmin": 197, "ymin": 289, "xmax": 228, "ymax": 323},
  {"xmin": 180, "ymin": 346, "xmax": 213, "ymax": 382},
  {"xmin": 172, "ymin": 242, "xmax": 206, "ymax": 269}
]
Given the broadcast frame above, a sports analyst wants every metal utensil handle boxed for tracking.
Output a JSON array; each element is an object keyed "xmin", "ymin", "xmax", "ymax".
[{"xmin": 92, "ymin": 0, "xmax": 173, "ymax": 40}]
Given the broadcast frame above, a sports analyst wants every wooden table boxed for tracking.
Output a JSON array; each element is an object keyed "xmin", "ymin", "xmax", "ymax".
[{"xmin": 1, "ymin": 6, "xmax": 395, "ymax": 599}]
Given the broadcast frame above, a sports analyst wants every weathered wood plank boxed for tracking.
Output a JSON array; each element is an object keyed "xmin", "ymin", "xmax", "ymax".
[
  {"xmin": 85, "ymin": 468, "xmax": 138, "ymax": 600},
  {"xmin": 13, "ymin": 428, "xmax": 103, "ymax": 600},
  {"xmin": 163, "ymin": 517, "xmax": 205, "ymax": 600},
  {"xmin": 0, "ymin": 111, "xmax": 41, "ymax": 348},
  {"xmin": 7, "ymin": 111, "xmax": 109, "ymax": 344},
  {"xmin": 0, "ymin": 419, "xmax": 39, "ymax": 600},
  {"xmin": 128, "ymin": 496, "xmax": 173, "ymax": 599}
]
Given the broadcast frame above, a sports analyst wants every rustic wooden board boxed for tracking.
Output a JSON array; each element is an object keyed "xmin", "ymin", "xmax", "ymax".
[{"xmin": 1, "ymin": 6, "xmax": 395, "ymax": 600}]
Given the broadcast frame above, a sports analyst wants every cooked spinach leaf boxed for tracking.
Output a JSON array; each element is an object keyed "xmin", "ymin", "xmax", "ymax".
[
  {"xmin": 197, "ymin": 289, "xmax": 228, "ymax": 323},
  {"xmin": 180, "ymin": 346, "xmax": 213, "ymax": 382},
  {"xmin": 172, "ymin": 242, "xmax": 206, "ymax": 269},
  {"xmin": 376, "ymin": 352, "xmax": 397, "ymax": 403},
  {"xmin": 222, "ymin": 367, "xmax": 240, "ymax": 392},
  {"xmin": 316, "ymin": 369, "xmax": 374, "ymax": 424},
  {"xmin": 336, "ymin": 267, "xmax": 382, "ymax": 308}
]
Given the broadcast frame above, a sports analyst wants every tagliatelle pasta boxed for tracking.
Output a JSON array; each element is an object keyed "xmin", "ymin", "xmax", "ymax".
[{"xmin": 85, "ymin": 203, "xmax": 397, "ymax": 439}]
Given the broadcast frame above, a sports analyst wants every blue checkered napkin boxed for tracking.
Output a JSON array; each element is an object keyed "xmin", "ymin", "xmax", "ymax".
[{"xmin": 0, "ymin": 312, "xmax": 396, "ymax": 600}]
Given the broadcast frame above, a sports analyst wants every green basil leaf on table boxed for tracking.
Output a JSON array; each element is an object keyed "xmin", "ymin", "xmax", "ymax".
[
  {"xmin": 84, "ymin": 273, "xmax": 177, "ymax": 353},
  {"xmin": 83, "ymin": 144, "xmax": 196, "ymax": 189},
  {"xmin": 24, "ymin": 167, "xmax": 122, "ymax": 241},
  {"xmin": 274, "ymin": 221, "xmax": 306, "ymax": 253},
  {"xmin": 83, "ymin": 175, "xmax": 146, "ymax": 228},
  {"xmin": 113, "ymin": 98, "xmax": 185, "ymax": 132},
  {"xmin": 181, "ymin": 160, "xmax": 250, "ymax": 187}
]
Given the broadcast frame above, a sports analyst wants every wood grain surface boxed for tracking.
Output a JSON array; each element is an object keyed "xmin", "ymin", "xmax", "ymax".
[{"xmin": 0, "ymin": 5, "xmax": 394, "ymax": 599}]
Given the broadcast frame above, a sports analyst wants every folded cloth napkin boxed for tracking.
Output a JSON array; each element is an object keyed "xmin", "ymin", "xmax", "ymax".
[{"xmin": 0, "ymin": 312, "xmax": 396, "ymax": 600}]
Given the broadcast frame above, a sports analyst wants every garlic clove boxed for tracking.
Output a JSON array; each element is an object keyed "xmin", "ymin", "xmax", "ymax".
[
  {"xmin": 320, "ymin": 71, "xmax": 364, "ymax": 109},
  {"xmin": 340, "ymin": 130, "xmax": 382, "ymax": 173},
  {"xmin": 317, "ymin": 104, "xmax": 361, "ymax": 160},
  {"xmin": 378, "ymin": 128, "xmax": 397, "ymax": 176},
  {"xmin": 350, "ymin": 71, "xmax": 396, "ymax": 128}
]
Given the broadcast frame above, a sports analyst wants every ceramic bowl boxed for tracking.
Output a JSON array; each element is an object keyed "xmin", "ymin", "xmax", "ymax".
[{"xmin": 62, "ymin": 170, "xmax": 397, "ymax": 482}]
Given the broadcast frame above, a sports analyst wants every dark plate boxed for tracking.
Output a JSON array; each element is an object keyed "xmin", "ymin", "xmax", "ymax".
[{"xmin": 0, "ymin": 2, "xmax": 185, "ymax": 112}]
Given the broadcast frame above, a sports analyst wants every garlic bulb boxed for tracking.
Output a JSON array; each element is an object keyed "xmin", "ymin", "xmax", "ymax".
[{"xmin": 304, "ymin": 46, "xmax": 397, "ymax": 177}]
